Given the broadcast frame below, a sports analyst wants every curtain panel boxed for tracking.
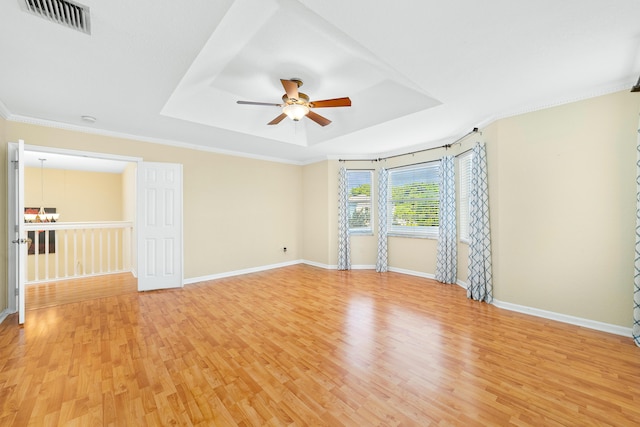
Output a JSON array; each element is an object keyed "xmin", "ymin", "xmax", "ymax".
[
  {"xmin": 634, "ymin": 125, "xmax": 640, "ymax": 346},
  {"xmin": 338, "ymin": 167, "xmax": 351, "ymax": 270},
  {"xmin": 467, "ymin": 142, "xmax": 493, "ymax": 302},
  {"xmin": 435, "ymin": 156, "xmax": 457, "ymax": 284},
  {"xmin": 376, "ymin": 168, "xmax": 389, "ymax": 272}
]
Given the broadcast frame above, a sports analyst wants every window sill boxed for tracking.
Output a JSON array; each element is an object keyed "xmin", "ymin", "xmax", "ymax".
[
  {"xmin": 387, "ymin": 233, "xmax": 438, "ymax": 240},
  {"xmin": 349, "ymin": 231, "xmax": 374, "ymax": 237}
]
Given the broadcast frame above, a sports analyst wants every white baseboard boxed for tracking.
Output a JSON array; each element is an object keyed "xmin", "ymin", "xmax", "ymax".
[
  {"xmin": 492, "ymin": 299, "xmax": 632, "ymax": 337},
  {"xmin": 183, "ymin": 260, "xmax": 304, "ymax": 285},
  {"xmin": 388, "ymin": 267, "xmax": 436, "ymax": 280},
  {"xmin": 300, "ymin": 259, "xmax": 336, "ymax": 270},
  {"xmin": 0, "ymin": 309, "xmax": 12, "ymax": 324},
  {"xmin": 352, "ymin": 264, "xmax": 376, "ymax": 270}
]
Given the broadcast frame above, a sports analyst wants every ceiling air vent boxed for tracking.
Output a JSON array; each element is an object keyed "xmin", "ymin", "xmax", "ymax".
[{"xmin": 20, "ymin": 0, "xmax": 91, "ymax": 35}]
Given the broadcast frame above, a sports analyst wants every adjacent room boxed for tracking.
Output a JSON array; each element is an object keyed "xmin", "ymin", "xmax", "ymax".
[{"xmin": 1, "ymin": 0, "xmax": 640, "ymax": 425}]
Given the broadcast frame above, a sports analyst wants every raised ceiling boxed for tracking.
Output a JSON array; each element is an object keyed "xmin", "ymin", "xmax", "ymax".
[{"xmin": 1, "ymin": 0, "xmax": 639, "ymax": 164}]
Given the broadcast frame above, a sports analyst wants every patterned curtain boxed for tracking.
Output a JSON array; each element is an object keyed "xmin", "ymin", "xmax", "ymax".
[
  {"xmin": 634, "ymin": 125, "xmax": 640, "ymax": 346},
  {"xmin": 467, "ymin": 142, "xmax": 493, "ymax": 302},
  {"xmin": 338, "ymin": 167, "xmax": 351, "ymax": 270},
  {"xmin": 436, "ymin": 156, "xmax": 457, "ymax": 284},
  {"xmin": 376, "ymin": 168, "xmax": 389, "ymax": 272}
]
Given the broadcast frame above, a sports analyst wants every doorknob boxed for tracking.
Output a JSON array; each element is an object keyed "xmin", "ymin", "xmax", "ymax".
[{"xmin": 12, "ymin": 238, "xmax": 29, "ymax": 244}]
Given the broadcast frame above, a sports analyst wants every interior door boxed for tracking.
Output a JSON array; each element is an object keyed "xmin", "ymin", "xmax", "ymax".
[
  {"xmin": 7, "ymin": 140, "xmax": 26, "ymax": 324},
  {"xmin": 137, "ymin": 162, "xmax": 183, "ymax": 291}
]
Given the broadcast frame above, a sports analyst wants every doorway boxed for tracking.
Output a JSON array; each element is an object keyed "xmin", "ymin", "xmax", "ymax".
[
  {"xmin": 8, "ymin": 142, "xmax": 185, "ymax": 323},
  {"xmin": 21, "ymin": 146, "xmax": 139, "ymax": 310}
]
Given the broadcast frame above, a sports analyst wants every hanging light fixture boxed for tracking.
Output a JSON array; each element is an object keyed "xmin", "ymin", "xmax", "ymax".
[
  {"xmin": 282, "ymin": 91, "xmax": 311, "ymax": 121},
  {"xmin": 24, "ymin": 158, "xmax": 59, "ymax": 223}
]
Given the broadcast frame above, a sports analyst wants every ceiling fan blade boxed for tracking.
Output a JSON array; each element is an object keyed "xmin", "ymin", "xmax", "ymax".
[
  {"xmin": 307, "ymin": 110, "xmax": 331, "ymax": 126},
  {"xmin": 268, "ymin": 113, "xmax": 287, "ymax": 125},
  {"xmin": 309, "ymin": 97, "xmax": 351, "ymax": 108},
  {"xmin": 281, "ymin": 79, "xmax": 299, "ymax": 100},
  {"xmin": 237, "ymin": 100, "xmax": 282, "ymax": 107}
]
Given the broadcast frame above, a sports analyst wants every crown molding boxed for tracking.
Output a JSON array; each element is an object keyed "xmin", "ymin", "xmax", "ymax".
[
  {"xmin": 3, "ymin": 80, "xmax": 635, "ymax": 166},
  {"xmin": 6, "ymin": 114, "xmax": 305, "ymax": 166},
  {"xmin": 0, "ymin": 99, "xmax": 10, "ymax": 120}
]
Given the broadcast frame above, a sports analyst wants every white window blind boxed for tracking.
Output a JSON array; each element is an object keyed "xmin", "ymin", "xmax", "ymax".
[
  {"xmin": 459, "ymin": 151, "xmax": 473, "ymax": 242},
  {"xmin": 347, "ymin": 170, "xmax": 373, "ymax": 233},
  {"xmin": 387, "ymin": 163, "xmax": 440, "ymax": 237}
]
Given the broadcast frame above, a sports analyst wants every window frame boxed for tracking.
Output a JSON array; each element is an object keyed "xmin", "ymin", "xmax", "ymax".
[
  {"xmin": 386, "ymin": 162, "xmax": 440, "ymax": 239},
  {"xmin": 346, "ymin": 169, "xmax": 374, "ymax": 235}
]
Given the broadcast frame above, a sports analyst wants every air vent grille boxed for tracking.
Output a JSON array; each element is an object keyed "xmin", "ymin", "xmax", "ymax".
[{"xmin": 20, "ymin": 0, "xmax": 91, "ymax": 35}]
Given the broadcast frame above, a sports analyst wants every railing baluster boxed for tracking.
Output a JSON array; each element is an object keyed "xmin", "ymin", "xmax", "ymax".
[
  {"xmin": 107, "ymin": 230, "xmax": 112, "ymax": 273},
  {"xmin": 44, "ymin": 230, "xmax": 50, "ymax": 280},
  {"xmin": 115, "ymin": 229, "xmax": 119, "ymax": 272},
  {"xmin": 24, "ymin": 222, "xmax": 133, "ymax": 284},
  {"xmin": 34, "ymin": 231, "xmax": 39, "ymax": 282},
  {"xmin": 54, "ymin": 229, "xmax": 59, "ymax": 279},
  {"xmin": 90, "ymin": 228, "xmax": 95, "ymax": 275},
  {"xmin": 73, "ymin": 229, "xmax": 78, "ymax": 277},
  {"xmin": 82, "ymin": 229, "xmax": 86, "ymax": 275},
  {"xmin": 64, "ymin": 230, "xmax": 69, "ymax": 278},
  {"xmin": 99, "ymin": 229, "xmax": 103, "ymax": 273}
]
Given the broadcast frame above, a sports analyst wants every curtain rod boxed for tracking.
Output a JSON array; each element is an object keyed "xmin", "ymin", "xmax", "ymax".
[{"xmin": 338, "ymin": 127, "xmax": 480, "ymax": 163}]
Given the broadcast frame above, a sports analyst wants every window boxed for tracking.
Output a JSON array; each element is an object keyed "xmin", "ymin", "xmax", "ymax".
[
  {"xmin": 387, "ymin": 163, "xmax": 440, "ymax": 237},
  {"xmin": 347, "ymin": 170, "xmax": 373, "ymax": 234},
  {"xmin": 458, "ymin": 151, "xmax": 473, "ymax": 242}
]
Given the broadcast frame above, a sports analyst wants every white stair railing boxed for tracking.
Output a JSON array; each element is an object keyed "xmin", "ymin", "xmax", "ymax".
[{"xmin": 24, "ymin": 221, "xmax": 133, "ymax": 283}]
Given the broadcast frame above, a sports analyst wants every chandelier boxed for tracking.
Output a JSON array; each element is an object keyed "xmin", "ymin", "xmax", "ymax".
[{"xmin": 24, "ymin": 158, "xmax": 59, "ymax": 223}]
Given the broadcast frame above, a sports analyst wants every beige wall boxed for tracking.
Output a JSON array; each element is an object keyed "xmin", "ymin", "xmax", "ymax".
[
  {"xmin": 1, "ymin": 121, "xmax": 303, "ymax": 291},
  {"xmin": 301, "ymin": 161, "xmax": 330, "ymax": 264},
  {"xmin": 489, "ymin": 91, "xmax": 640, "ymax": 326},
  {"xmin": 23, "ymin": 167, "xmax": 125, "ymax": 280},
  {"xmin": 304, "ymin": 90, "xmax": 640, "ymax": 328},
  {"xmin": 24, "ymin": 167, "xmax": 123, "ymax": 221}
]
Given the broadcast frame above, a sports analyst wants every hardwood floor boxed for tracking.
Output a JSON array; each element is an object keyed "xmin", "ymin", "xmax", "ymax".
[
  {"xmin": 26, "ymin": 273, "xmax": 138, "ymax": 311},
  {"xmin": 1, "ymin": 265, "xmax": 639, "ymax": 426}
]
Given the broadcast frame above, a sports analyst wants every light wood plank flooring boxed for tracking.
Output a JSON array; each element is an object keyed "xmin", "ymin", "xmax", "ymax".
[
  {"xmin": 26, "ymin": 273, "xmax": 138, "ymax": 311},
  {"xmin": 1, "ymin": 265, "xmax": 639, "ymax": 426}
]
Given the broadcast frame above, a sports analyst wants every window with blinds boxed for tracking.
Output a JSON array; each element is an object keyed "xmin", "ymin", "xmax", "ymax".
[
  {"xmin": 387, "ymin": 163, "xmax": 440, "ymax": 237},
  {"xmin": 347, "ymin": 170, "xmax": 373, "ymax": 234},
  {"xmin": 458, "ymin": 151, "xmax": 473, "ymax": 242}
]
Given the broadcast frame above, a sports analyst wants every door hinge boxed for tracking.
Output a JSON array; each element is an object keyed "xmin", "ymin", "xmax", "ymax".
[{"xmin": 11, "ymin": 160, "xmax": 19, "ymax": 170}]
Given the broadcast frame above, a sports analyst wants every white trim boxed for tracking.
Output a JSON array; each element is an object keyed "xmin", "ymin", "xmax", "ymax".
[
  {"xmin": 456, "ymin": 279, "xmax": 468, "ymax": 290},
  {"xmin": 24, "ymin": 144, "xmax": 142, "ymax": 164},
  {"xmin": 0, "ymin": 99, "xmax": 10, "ymax": 119},
  {"xmin": 351, "ymin": 264, "xmax": 376, "ymax": 270},
  {"xmin": 184, "ymin": 260, "xmax": 304, "ymax": 285},
  {"xmin": 492, "ymin": 299, "xmax": 632, "ymax": 337},
  {"xmin": 388, "ymin": 267, "xmax": 436, "ymax": 280},
  {"xmin": 301, "ymin": 259, "xmax": 336, "ymax": 270},
  {"xmin": 8, "ymin": 115, "xmax": 305, "ymax": 166},
  {"xmin": 0, "ymin": 309, "xmax": 11, "ymax": 324}
]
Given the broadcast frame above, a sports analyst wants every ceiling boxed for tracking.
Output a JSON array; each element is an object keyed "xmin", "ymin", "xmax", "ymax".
[{"xmin": 1, "ymin": 0, "xmax": 639, "ymax": 165}]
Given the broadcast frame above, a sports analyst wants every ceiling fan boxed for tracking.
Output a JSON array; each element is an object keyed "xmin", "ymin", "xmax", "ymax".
[{"xmin": 236, "ymin": 78, "xmax": 351, "ymax": 126}]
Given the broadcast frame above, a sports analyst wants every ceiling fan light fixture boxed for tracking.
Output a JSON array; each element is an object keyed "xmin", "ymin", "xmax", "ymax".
[{"xmin": 282, "ymin": 103, "xmax": 310, "ymax": 121}]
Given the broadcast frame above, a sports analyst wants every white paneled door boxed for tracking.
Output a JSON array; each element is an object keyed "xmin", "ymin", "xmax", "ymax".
[
  {"xmin": 137, "ymin": 162, "xmax": 183, "ymax": 291},
  {"xmin": 7, "ymin": 140, "xmax": 26, "ymax": 324}
]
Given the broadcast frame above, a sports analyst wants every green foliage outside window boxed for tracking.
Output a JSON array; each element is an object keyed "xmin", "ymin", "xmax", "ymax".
[{"xmin": 390, "ymin": 182, "xmax": 439, "ymax": 227}]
